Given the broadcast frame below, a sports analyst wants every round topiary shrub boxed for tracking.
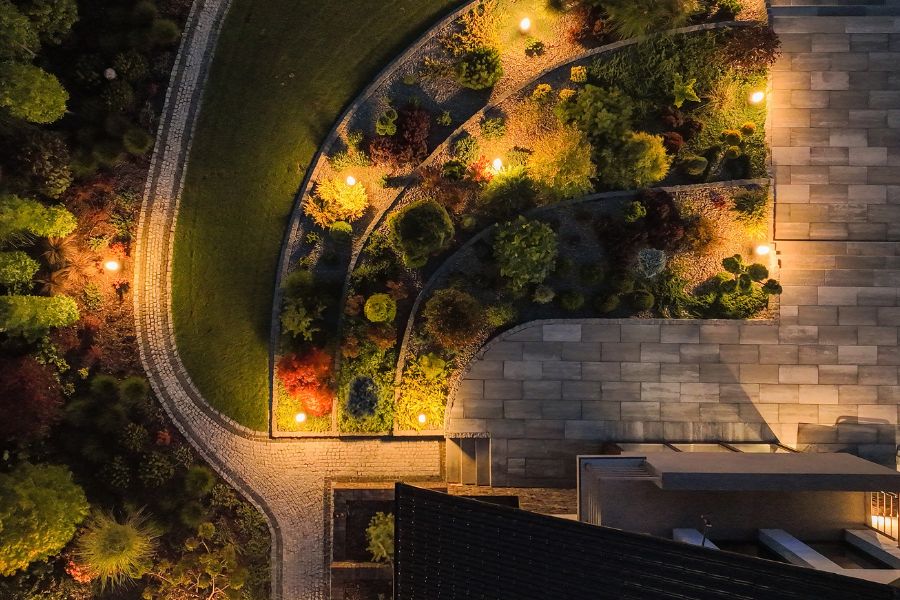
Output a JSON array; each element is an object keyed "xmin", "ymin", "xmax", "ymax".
[
  {"xmin": 184, "ymin": 465, "xmax": 216, "ymax": 497},
  {"xmin": 101, "ymin": 80, "xmax": 135, "ymax": 113},
  {"xmin": 119, "ymin": 376, "xmax": 149, "ymax": 405},
  {"xmin": 91, "ymin": 374, "xmax": 121, "ymax": 400},
  {"xmin": 680, "ymin": 155, "xmax": 708, "ymax": 177},
  {"xmin": 422, "ymin": 288, "xmax": 483, "ymax": 348},
  {"xmin": 179, "ymin": 501, "xmax": 207, "ymax": 528},
  {"xmin": 442, "ymin": 159, "xmax": 466, "ymax": 181},
  {"xmin": 609, "ymin": 272, "xmax": 635, "ymax": 294},
  {"xmin": 112, "ymin": 50, "xmax": 149, "ymax": 82},
  {"xmin": 595, "ymin": 294, "xmax": 620, "ymax": 314},
  {"xmin": 479, "ymin": 167, "xmax": 538, "ymax": 219},
  {"xmin": 138, "ymin": 452, "xmax": 175, "ymax": 488},
  {"xmin": 364, "ymin": 293, "xmax": 397, "ymax": 323},
  {"xmin": 388, "ymin": 199, "xmax": 454, "ymax": 268},
  {"xmin": 601, "ymin": 132, "xmax": 672, "ymax": 189},
  {"xmin": 329, "ymin": 221, "xmax": 353, "ymax": 244},
  {"xmin": 559, "ymin": 291, "xmax": 585, "ymax": 312},
  {"xmin": 533, "ymin": 284, "xmax": 555, "ymax": 304},
  {"xmin": 630, "ymin": 290, "xmax": 655, "ymax": 311},
  {"xmin": 123, "ymin": 128, "xmax": 153, "ymax": 155},
  {"xmin": 347, "ymin": 377, "xmax": 379, "ymax": 418},
  {"xmin": 456, "ymin": 46, "xmax": 503, "ymax": 90},
  {"xmin": 149, "ymin": 19, "xmax": 180, "ymax": 46},
  {"xmin": 493, "ymin": 216, "xmax": 558, "ymax": 291}
]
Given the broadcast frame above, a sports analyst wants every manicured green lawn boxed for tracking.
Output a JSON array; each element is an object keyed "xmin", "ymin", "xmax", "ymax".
[{"xmin": 172, "ymin": 0, "xmax": 461, "ymax": 430}]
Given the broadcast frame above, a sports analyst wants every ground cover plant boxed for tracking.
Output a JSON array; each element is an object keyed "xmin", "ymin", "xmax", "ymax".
[
  {"xmin": 0, "ymin": 1, "xmax": 272, "ymax": 596},
  {"xmin": 274, "ymin": 1, "xmax": 778, "ymax": 434}
]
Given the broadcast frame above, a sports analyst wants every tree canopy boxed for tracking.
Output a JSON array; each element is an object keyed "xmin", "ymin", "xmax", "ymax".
[
  {"xmin": 0, "ymin": 62, "xmax": 67, "ymax": 123},
  {"xmin": 0, "ymin": 195, "xmax": 77, "ymax": 241},
  {"xmin": 0, "ymin": 294, "xmax": 79, "ymax": 340},
  {"xmin": 0, "ymin": 462, "xmax": 89, "ymax": 576},
  {"xmin": 0, "ymin": 0, "xmax": 38, "ymax": 61}
]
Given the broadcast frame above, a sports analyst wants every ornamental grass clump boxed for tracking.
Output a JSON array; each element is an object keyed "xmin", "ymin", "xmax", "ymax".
[
  {"xmin": 493, "ymin": 216, "xmax": 558, "ymax": 292},
  {"xmin": 75, "ymin": 511, "xmax": 159, "ymax": 589},
  {"xmin": 590, "ymin": 0, "xmax": 699, "ymax": 39}
]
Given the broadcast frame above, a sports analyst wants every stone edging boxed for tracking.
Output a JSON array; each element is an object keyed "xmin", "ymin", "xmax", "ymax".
[
  {"xmin": 131, "ymin": 0, "xmax": 288, "ymax": 597},
  {"xmin": 389, "ymin": 179, "xmax": 772, "ymax": 433}
]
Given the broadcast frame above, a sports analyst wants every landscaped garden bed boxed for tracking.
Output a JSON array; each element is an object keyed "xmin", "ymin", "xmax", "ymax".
[{"xmin": 274, "ymin": 0, "xmax": 778, "ymax": 435}]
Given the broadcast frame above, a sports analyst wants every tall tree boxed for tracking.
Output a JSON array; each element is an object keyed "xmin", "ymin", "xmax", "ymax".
[
  {"xmin": 14, "ymin": 0, "xmax": 77, "ymax": 45},
  {"xmin": 0, "ymin": 462, "xmax": 89, "ymax": 576},
  {"xmin": 0, "ymin": 294, "xmax": 79, "ymax": 341},
  {"xmin": 0, "ymin": 195, "xmax": 77, "ymax": 242},
  {"xmin": 0, "ymin": 62, "xmax": 67, "ymax": 123},
  {"xmin": 0, "ymin": 0, "xmax": 38, "ymax": 60}
]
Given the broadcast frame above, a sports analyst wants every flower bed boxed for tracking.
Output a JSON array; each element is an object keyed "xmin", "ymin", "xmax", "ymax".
[{"xmin": 273, "ymin": 1, "xmax": 778, "ymax": 435}]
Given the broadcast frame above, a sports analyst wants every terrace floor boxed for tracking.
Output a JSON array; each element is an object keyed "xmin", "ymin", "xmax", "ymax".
[{"xmin": 450, "ymin": 11, "xmax": 900, "ymax": 487}]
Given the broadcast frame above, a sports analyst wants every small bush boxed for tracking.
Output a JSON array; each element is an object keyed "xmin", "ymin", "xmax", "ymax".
[
  {"xmin": 556, "ymin": 85, "xmax": 634, "ymax": 146},
  {"xmin": 101, "ymin": 81, "xmax": 135, "ymax": 113},
  {"xmin": 388, "ymin": 199, "xmax": 455, "ymax": 268},
  {"xmin": 570, "ymin": 65, "xmax": 587, "ymax": 83},
  {"xmin": 422, "ymin": 288, "xmax": 483, "ymax": 348},
  {"xmin": 609, "ymin": 272, "xmax": 635, "ymax": 294},
  {"xmin": 441, "ymin": 159, "xmax": 466, "ymax": 181},
  {"xmin": 138, "ymin": 452, "xmax": 175, "ymax": 488},
  {"xmin": 453, "ymin": 135, "xmax": 479, "ymax": 165},
  {"xmin": 480, "ymin": 116, "xmax": 506, "ymax": 139},
  {"xmin": 630, "ymin": 290, "xmax": 655, "ymax": 311},
  {"xmin": 593, "ymin": 0, "xmax": 699, "ymax": 38},
  {"xmin": 436, "ymin": 110, "xmax": 452, "ymax": 126},
  {"xmin": 123, "ymin": 128, "xmax": 153, "ymax": 155},
  {"xmin": 485, "ymin": 303, "xmax": 516, "ymax": 327},
  {"xmin": 367, "ymin": 512, "xmax": 394, "ymax": 563},
  {"xmin": 184, "ymin": 466, "xmax": 216, "ymax": 497},
  {"xmin": 732, "ymin": 187, "xmax": 767, "ymax": 223},
  {"xmin": 493, "ymin": 217, "xmax": 558, "ymax": 291},
  {"xmin": 119, "ymin": 376, "xmax": 150, "ymax": 404},
  {"xmin": 560, "ymin": 291, "xmax": 585, "ymax": 311},
  {"xmin": 364, "ymin": 293, "xmax": 397, "ymax": 323},
  {"xmin": 533, "ymin": 285, "xmax": 555, "ymax": 304},
  {"xmin": 680, "ymin": 155, "xmax": 708, "ymax": 176},
  {"xmin": 525, "ymin": 38, "xmax": 545, "ymax": 57},
  {"xmin": 623, "ymin": 200, "xmax": 646, "ymax": 223},
  {"xmin": 375, "ymin": 108, "xmax": 398, "ymax": 136},
  {"xmin": 595, "ymin": 294, "xmax": 620, "ymax": 313},
  {"xmin": 527, "ymin": 126, "xmax": 595, "ymax": 201},
  {"xmin": 579, "ymin": 263, "xmax": 606, "ymax": 285},
  {"xmin": 599, "ymin": 132, "xmax": 671, "ymax": 189},
  {"xmin": 661, "ymin": 131, "xmax": 684, "ymax": 154},
  {"xmin": 149, "ymin": 18, "xmax": 180, "ymax": 46},
  {"xmin": 456, "ymin": 46, "xmax": 503, "ymax": 90},
  {"xmin": 112, "ymin": 50, "xmax": 150, "ymax": 82},
  {"xmin": 305, "ymin": 177, "xmax": 368, "ymax": 228},
  {"xmin": 329, "ymin": 221, "xmax": 353, "ymax": 244},
  {"xmin": 531, "ymin": 83, "xmax": 552, "ymax": 103},
  {"xmin": 635, "ymin": 248, "xmax": 667, "ymax": 279},
  {"xmin": 478, "ymin": 166, "xmax": 538, "ymax": 219}
]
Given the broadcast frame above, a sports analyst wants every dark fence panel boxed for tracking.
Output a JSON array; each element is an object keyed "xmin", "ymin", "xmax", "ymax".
[{"xmin": 394, "ymin": 483, "xmax": 900, "ymax": 600}]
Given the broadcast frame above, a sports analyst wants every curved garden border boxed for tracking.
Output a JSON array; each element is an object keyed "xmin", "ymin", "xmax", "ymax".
[
  {"xmin": 271, "ymin": 17, "xmax": 761, "ymax": 435},
  {"xmin": 390, "ymin": 178, "xmax": 774, "ymax": 434}
]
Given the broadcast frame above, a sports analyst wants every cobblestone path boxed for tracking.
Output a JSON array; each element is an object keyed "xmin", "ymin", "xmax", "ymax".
[{"xmin": 133, "ymin": 2, "xmax": 441, "ymax": 598}]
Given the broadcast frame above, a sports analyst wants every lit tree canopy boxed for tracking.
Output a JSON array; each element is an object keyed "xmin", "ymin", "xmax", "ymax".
[
  {"xmin": 0, "ymin": 194, "xmax": 77, "ymax": 242},
  {"xmin": 0, "ymin": 294, "xmax": 79, "ymax": 340},
  {"xmin": 0, "ymin": 462, "xmax": 89, "ymax": 577},
  {"xmin": 0, "ymin": 0, "xmax": 38, "ymax": 60},
  {"xmin": 14, "ymin": 0, "xmax": 77, "ymax": 45},
  {"xmin": 0, "ymin": 61, "xmax": 67, "ymax": 123},
  {"xmin": 0, "ymin": 250, "xmax": 39, "ymax": 292}
]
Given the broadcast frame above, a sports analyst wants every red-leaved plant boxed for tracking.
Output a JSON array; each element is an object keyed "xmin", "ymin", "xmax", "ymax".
[{"xmin": 277, "ymin": 348, "xmax": 333, "ymax": 416}]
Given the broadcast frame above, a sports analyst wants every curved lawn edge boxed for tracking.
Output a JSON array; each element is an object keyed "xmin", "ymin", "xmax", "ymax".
[{"xmin": 392, "ymin": 178, "xmax": 773, "ymax": 434}]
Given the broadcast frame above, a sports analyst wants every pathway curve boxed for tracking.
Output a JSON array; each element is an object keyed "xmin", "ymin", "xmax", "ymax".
[
  {"xmin": 451, "ymin": 5, "xmax": 900, "ymax": 485},
  {"xmin": 133, "ymin": 2, "xmax": 442, "ymax": 599}
]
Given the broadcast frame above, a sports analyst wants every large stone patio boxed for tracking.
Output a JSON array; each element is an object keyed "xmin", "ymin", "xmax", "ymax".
[{"xmin": 451, "ymin": 10, "xmax": 900, "ymax": 487}]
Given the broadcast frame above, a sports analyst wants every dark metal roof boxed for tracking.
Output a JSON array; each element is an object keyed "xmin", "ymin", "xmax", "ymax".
[{"xmin": 394, "ymin": 483, "xmax": 900, "ymax": 600}]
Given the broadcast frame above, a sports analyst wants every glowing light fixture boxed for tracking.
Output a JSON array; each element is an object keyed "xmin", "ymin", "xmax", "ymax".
[
  {"xmin": 346, "ymin": 175, "xmax": 357, "ymax": 186},
  {"xmin": 519, "ymin": 17, "xmax": 531, "ymax": 33},
  {"xmin": 754, "ymin": 244, "xmax": 771, "ymax": 256},
  {"xmin": 417, "ymin": 413, "xmax": 427, "ymax": 425},
  {"xmin": 295, "ymin": 412, "xmax": 307, "ymax": 423},
  {"xmin": 104, "ymin": 259, "xmax": 121, "ymax": 272},
  {"xmin": 749, "ymin": 90, "xmax": 765, "ymax": 104},
  {"xmin": 492, "ymin": 158, "xmax": 503, "ymax": 171}
]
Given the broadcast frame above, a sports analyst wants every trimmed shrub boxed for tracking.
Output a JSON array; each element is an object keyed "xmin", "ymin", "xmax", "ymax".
[
  {"xmin": 600, "ymin": 132, "xmax": 671, "ymax": 189},
  {"xmin": 112, "ymin": 50, "xmax": 150, "ymax": 82},
  {"xmin": 123, "ymin": 128, "xmax": 153, "ymax": 155},
  {"xmin": 595, "ymin": 294, "xmax": 620, "ymax": 313},
  {"xmin": 559, "ymin": 291, "xmax": 585, "ymax": 311},
  {"xmin": 456, "ymin": 46, "xmax": 503, "ymax": 90},
  {"xmin": 305, "ymin": 177, "xmax": 368, "ymax": 228},
  {"xmin": 388, "ymin": 199, "xmax": 454, "ymax": 268},
  {"xmin": 556, "ymin": 85, "xmax": 633, "ymax": 146},
  {"xmin": 184, "ymin": 466, "xmax": 216, "ymax": 497},
  {"xmin": 533, "ymin": 284, "xmax": 555, "ymax": 304},
  {"xmin": 485, "ymin": 303, "xmax": 516, "ymax": 327},
  {"xmin": 493, "ymin": 217, "xmax": 558, "ymax": 291},
  {"xmin": 422, "ymin": 288, "xmax": 483, "ymax": 348},
  {"xmin": 527, "ymin": 126, "xmax": 596, "ymax": 201},
  {"xmin": 375, "ymin": 108, "xmax": 398, "ymax": 136},
  {"xmin": 453, "ymin": 134, "xmax": 480, "ymax": 165},
  {"xmin": 0, "ymin": 251, "xmax": 39, "ymax": 293},
  {"xmin": 630, "ymin": 290, "xmax": 655, "ymax": 311},
  {"xmin": 329, "ymin": 221, "xmax": 353, "ymax": 244},
  {"xmin": 364, "ymin": 293, "xmax": 397, "ymax": 323},
  {"xmin": 101, "ymin": 80, "xmax": 135, "ymax": 113},
  {"xmin": 366, "ymin": 512, "xmax": 394, "ymax": 563},
  {"xmin": 680, "ymin": 154, "xmax": 708, "ymax": 176},
  {"xmin": 8, "ymin": 129, "xmax": 72, "ymax": 198},
  {"xmin": 0, "ymin": 294, "xmax": 79, "ymax": 341},
  {"xmin": 138, "ymin": 452, "xmax": 175, "ymax": 488},
  {"xmin": 478, "ymin": 166, "xmax": 538, "ymax": 219},
  {"xmin": 480, "ymin": 116, "xmax": 506, "ymax": 139},
  {"xmin": 119, "ymin": 376, "xmax": 150, "ymax": 405}
]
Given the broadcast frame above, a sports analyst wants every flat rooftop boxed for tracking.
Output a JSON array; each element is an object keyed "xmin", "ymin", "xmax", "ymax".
[{"xmin": 583, "ymin": 452, "xmax": 900, "ymax": 492}]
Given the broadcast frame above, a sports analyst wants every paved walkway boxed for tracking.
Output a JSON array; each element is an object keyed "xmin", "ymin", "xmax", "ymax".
[
  {"xmin": 133, "ymin": 2, "xmax": 441, "ymax": 598},
  {"xmin": 452, "ymin": 9, "xmax": 900, "ymax": 487}
]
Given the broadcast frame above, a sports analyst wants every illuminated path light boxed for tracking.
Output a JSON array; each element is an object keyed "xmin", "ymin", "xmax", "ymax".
[
  {"xmin": 294, "ymin": 412, "xmax": 307, "ymax": 424},
  {"xmin": 519, "ymin": 17, "xmax": 531, "ymax": 33},
  {"xmin": 345, "ymin": 175, "xmax": 357, "ymax": 186},
  {"xmin": 492, "ymin": 157, "xmax": 503, "ymax": 171},
  {"xmin": 418, "ymin": 413, "xmax": 427, "ymax": 425},
  {"xmin": 104, "ymin": 259, "xmax": 121, "ymax": 272},
  {"xmin": 749, "ymin": 90, "xmax": 765, "ymax": 104},
  {"xmin": 754, "ymin": 244, "xmax": 771, "ymax": 256}
]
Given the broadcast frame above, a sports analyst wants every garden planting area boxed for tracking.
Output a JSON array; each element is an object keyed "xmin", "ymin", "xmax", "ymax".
[{"xmin": 273, "ymin": 0, "xmax": 783, "ymax": 436}]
